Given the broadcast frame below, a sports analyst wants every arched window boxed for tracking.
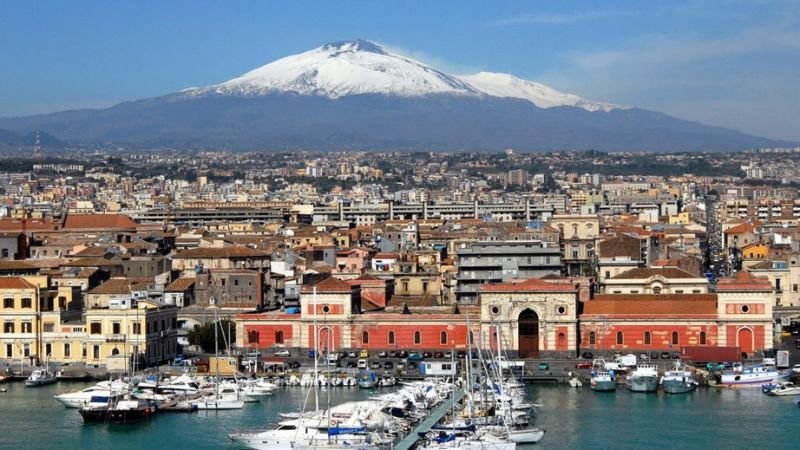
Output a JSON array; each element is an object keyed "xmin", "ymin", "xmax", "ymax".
[
  {"xmin": 440, "ymin": 331, "xmax": 448, "ymax": 345},
  {"xmin": 644, "ymin": 331, "xmax": 651, "ymax": 345},
  {"xmin": 672, "ymin": 331, "xmax": 679, "ymax": 345},
  {"xmin": 652, "ymin": 286, "xmax": 662, "ymax": 294},
  {"xmin": 700, "ymin": 331, "xmax": 707, "ymax": 345},
  {"xmin": 414, "ymin": 331, "xmax": 421, "ymax": 345},
  {"xmin": 362, "ymin": 331, "xmax": 369, "ymax": 344},
  {"xmin": 111, "ymin": 348, "xmax": 120, "ymax": 356},
  {"xmin": 274, "ymin": 330, "xmax": 283, "ymax": 344},
  {"xmin": 589, "ymin": 331, "xmax": 596, "ymax": 345},
  {"xmin": 616, "ymin": 331, "xmax": 624, "ymax": 345},
  {"xmin": 388, "ymin": 331, "xmax": 395, "ymax": 345}
]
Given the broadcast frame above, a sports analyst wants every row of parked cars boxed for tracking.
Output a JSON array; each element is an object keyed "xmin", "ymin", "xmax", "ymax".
[{"xmin": 252, "ymin": 349, "xmax": 480, "ymax": 361}]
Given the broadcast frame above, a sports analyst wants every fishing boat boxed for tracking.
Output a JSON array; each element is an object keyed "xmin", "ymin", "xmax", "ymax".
[
  {"xmin": 719, "ymin": 363, "xmax": 786, "ymax": 387},
  {"xmin": 24, "ymin": 367, "xmax": 57, "ymax": 387},
  {"xmin": 661, "ymin": 361, "xmax": 698, "ymax": 394},
  {"xmin": 590, "ymin": 360, "xmax": 616, "ymax": 392},
  {"xmin": 625, "ymin": 364, "xmax": 658, "ymax": 393}
]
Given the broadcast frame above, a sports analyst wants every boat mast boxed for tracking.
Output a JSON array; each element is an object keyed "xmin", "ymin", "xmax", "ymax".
[{"xmin": 313, "ymin": 287, "xmax": 319, "ymax": 413}]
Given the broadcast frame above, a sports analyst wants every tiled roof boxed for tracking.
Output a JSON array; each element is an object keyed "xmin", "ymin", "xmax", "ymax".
[
  {"xmin": 725, "ymin": 222, "xmax": 758, "ymax": 235},
  {"xmin": 611, "ymin": 267, "xmax": 697, "ymax": 279},
  {"xmin": 584, "ymin": 294, "xmax": 717, "ymax": 316},
  {"xmin": 301, "ymin": 276, "xmax": 354, "ymax": 293},
  {"xmin": 481, "ymin": 277, "xmax": 577, "ymax": 293},
  {"xmin": 0, "ymin": 260, "xmax": 37, "ymax": 271},
  {"xmin": 0, "ymin": 277, "xmax": 36, "ymax": 289},
  {"xmin": 716, "ymin": 270, "xmax": 772, "ymax": 291},
  {"xmin": 63, "ymin": 214, "xmax": 137, "ymax": 230},
  {"xmin": 173, "ymin": 246, "xmax": 270, "ymax": 259},
  {"xmin": 88, "ymin": 278, "xmax": 152, "ymax": 295},
  {"xmin": 165, "ymin": 277, "xmax": 195, "ymax": 292}
]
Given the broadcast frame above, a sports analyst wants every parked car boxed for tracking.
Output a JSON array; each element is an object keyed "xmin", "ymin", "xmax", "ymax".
[
  {"xmin": 650, "ymin": 352, "xmax": 660, "ymax": 360},
  {"xmin": 370, "ymin": 360, "xmax": 382, "ymax": 369},
  {"xmin": 792, "ymin": 364, "xmax": 800, "ymax": 374},
  {"xmin": 423, "ymin": 352, "xmax": 433, "ymax": 358},
  {"xmin": 339, "ymin": 351, "xmax": 348, "ymax": 359},
  {"xmin": 433, "ymin": 351, "xmax": 444, "ymax": 359},
  {"xmin": 639, "ymin": 353, "xmax": 649, "ymax": 361},
  {"xmin": 575, "ymin": 361, "xmax": 592, "ymax": 369},
  {"xmin": 538, "ymin": 362, "xmax": 549, "ymax": 371},
  {"xmin": 347, "ymin": 351, "xmax": 358, "ymax": 358},
  {"xmin": 359, "ymin": 349, "xmax": 369, "ymax": 358},
  {"xmin": 581, "ymin": 352, "xmax": 594, "ymax": 360},
  {"xmin": 407, "ymin": 352, "xmax": 424, "ymax": 361},
  {"xmin": 388, "ymin": 351, "xmax": 399, "ymax": 358},
  {"xmin": 274, "ymin": 349, "xmax": 291, "ymax": 357},
  {"xmin": 346, "ymin": 361, "xmax": 356, "ymax": 368},
  {"xmin": 383, "ymin": 361, "xmax": 394, "ymax": 369},
  {"xmin": 660, "ymin": 352, "xmax": 671, "ymax": 360},
  {"xmin": 395, "ymin": 362, "xmax": 405, "ymax": 370},
  {"xmin": 457, "ymin": 351, "xmax": 466, "ymax": 359},
  {"xmin": 671, "ymin": 352, "xmax": 681, "ymax": 359},
  {"xmin": 357, "ymin": 359, "xmax": 368, "ymax": 369},
  {"xmin": 406, "ymin": 361, "xmax": 418, "ymax": 370},
  {"xmin": 288, "ymin": 360, "xmax": 301, "ymax": 369},
  {"xmin": 378, "ymin": 351, "xmax": 388, "ymax": 358}
]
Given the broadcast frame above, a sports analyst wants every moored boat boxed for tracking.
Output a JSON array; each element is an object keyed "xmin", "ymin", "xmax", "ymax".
[
  {"xmin": 590, "ymin": 359, "xmax": 616, "ymax": 392},
  {"xmin": 719, "ymin": 363, "xmax": 785, "ymax": 387},
  {"xmin": 625, "ymin": 364, "xmax": 658, "ymax": 393},
  {"xmin": 107, "ymin": 398, "xmax": 156, "ymax": 424},
  {"xmin": 24, "ymin": 368, "xmax": 57, "ymax": 387},
  {"xmin": 762, "ymin": 381, "xmax": 800, "ymax": 396},
  {"xmin": 661, "ymin": 361, "xmax": 698, "ymax": 394}
]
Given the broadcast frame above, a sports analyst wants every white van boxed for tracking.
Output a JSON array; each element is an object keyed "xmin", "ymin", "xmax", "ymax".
[{"xmin": 357, "ymin": 359, "xmax": 368, "ymax": 369}]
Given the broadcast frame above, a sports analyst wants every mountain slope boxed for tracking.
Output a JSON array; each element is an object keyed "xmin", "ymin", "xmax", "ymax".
[{"xmin": 0, "ymin": 39, "xmax": 790, "ymax": 151}]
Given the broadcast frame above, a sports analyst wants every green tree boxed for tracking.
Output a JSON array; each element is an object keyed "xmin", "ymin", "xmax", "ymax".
[{"xmin": 187, "ymin": 319, "xmax": 236, "ymax": 353}]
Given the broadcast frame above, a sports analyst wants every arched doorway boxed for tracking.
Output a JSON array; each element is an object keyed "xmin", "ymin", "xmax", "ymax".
[
  {"xmin": 518, "ymin": 309, "xmax": 539, "ymax": 358},
  {"xmin": 318, "ymin": 327, "xmax": 335, "ymax": 354},
  {"xmin": 737, "ymin": 327, "xmax": 754, "ymax": 355}
]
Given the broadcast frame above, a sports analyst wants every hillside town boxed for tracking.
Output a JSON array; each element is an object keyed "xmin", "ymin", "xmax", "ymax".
[{"xmin": 1, "ymin": 148, "xmax": 799, "ymax": 374}]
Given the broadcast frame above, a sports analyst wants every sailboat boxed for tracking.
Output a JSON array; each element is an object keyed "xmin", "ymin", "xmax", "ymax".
[{"xmin": 194, "ymin": 307, "xmax": 244, "ymax": 410}]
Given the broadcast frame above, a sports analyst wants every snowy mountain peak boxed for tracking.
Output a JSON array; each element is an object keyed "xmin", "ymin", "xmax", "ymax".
[
  {"xmin": 187, "ymin": 39, "xmax": 479, "ymax": 99},
  {"xmin": 183, "ymin": 40, "xmax": 624, "ymax": 112},
  {"xmin": 321, "ymin": 39, "xmax": 387, "ymax": 55},
  {"xmin": 459, "ymin": 72, "xmax": 628, "ymax": 112}
]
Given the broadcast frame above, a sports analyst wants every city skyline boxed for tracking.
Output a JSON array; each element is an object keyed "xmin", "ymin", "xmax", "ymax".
[{"xmin": 0, "ymin": 1, "xmax": 798, "ymax": 141}]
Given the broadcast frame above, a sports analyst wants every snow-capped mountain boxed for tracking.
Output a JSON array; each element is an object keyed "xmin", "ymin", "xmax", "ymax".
[
  {"xmin": 459, "ymin": 72, "xmax": 626, "ymax": 112},
  {"xmin": 0, "ymin": 39, "xmax": 788, "ymax": 151},
  {"xmin": 185, "ymin": 39, "xmax": 621, "ymax": 113},
  {"xmin": 187, "ymin": 39, "xmax": 480, "ymax": 99}
]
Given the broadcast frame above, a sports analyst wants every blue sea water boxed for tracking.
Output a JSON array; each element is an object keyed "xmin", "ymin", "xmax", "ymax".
[{"xmin": 0, "ymin": 381, "xmax": 797, "ymax": 450}]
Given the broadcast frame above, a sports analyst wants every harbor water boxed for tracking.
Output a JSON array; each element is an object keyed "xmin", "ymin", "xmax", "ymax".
[{"xmin": 1, "ymin": 381, "xmax": 797, "ymax": 450}]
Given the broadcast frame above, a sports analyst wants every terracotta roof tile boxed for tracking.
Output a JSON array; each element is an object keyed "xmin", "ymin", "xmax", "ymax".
[
  {"xmin": 0, "ymin": 277, "xmax": 36, "ymax": 289},
  {"xmin": 301, "ymin": 276, "xmax": 354, "ymax": 293},
  {"xmin": 717, "ymin": 270, "xmax": 772, "ymax": 291},
  {"xmin": 584, "ymin": 294, "xmax": 717, "ymax": 316},
  {"xmin": 173, "ymin": 247, "xmax": 270, "ymax": 259},
  {"xmin": 165, "ymin": 277, "xmax": 195, "ymax": 292},
  {"xmin": 611, "ymin": 267, "xmax": 697, "ymax": 279},
  {"xmin": 63, "ymin": 214, "xmax": 137, "ymax": 230}
]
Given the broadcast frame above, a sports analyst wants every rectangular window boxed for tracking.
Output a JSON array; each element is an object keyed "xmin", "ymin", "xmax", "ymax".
[
  {"xmin": 21, "ymin": 298, "xmax": 32, "ymax": 308},
  {"xmin": 3, "ymin": 322, "xmax": 13, "ymax": 333},
  {"xmin": 64, "ymin": 343, "xmax": 71, "ymax": 358},
  {"xmin": 5, "ymin": 343, "xmax": 11, "ymax": 357},
  {"xmin": 21, "ymin": 322, "xmax": 32, "ymax": 333},
  {"xmin": 43, "ymin": 323, "xmax": 54, "ymax": 333},
  {"xmin": 90, "ymin": 322, "xmax": 101, "ymax": 334},
  {"xmin": 45, "ymin": 343, "xmax": 52, "ymax": 357},
  {"xmin": 3, "ymin": 298, "xmax": 13, "ymax": 308},
  {"xmin": 133, "ymin": 322, "xmax": 141, "ymax": 335},
  {"xmin": 93, "ymin": 345, "xmax": 100, "ymax": 359},
  {"xmin": 112, "ymin": 322, "xmax": 121, "ymax": 334}
]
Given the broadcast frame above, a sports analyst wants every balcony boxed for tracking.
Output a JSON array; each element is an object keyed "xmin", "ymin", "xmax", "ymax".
[{"xmin": 106, "ymin": 334, "xmax": 126, "ymax": 343}]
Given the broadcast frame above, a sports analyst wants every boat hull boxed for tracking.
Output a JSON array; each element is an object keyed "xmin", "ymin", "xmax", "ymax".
[
  {"xmin": 108, "ymin": 406, "xmax": 155, "ymax": 424},
  {"xmin": 24, "ymin": 378, "xmax": 57, "ymax": 387},
  {"xmin": 662, "ymin": 379, "xmax": 697, "ymax": 394},
  {"xmin": 79, "ymin": 408, "xmax": 111, "ymax": 423},
  {"xmin": 590, "ymin": 379, "xmax": 616, "ymax": 392},
  {"xmin": 508, "ymin": 428, "xmax": 545, "ymax": 443},
  {"xmin": 626, "ymin": 375, "xmax": 658, "ymax": 393}
]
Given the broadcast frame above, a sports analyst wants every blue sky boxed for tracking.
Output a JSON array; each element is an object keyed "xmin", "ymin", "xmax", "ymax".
[{"xmin": 0, "ymin": 0, "xmax": 798, "ymax": 141}]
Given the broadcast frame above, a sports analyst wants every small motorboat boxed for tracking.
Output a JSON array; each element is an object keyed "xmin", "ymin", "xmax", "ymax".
[
  {"xmin": 763, "ymin": 381, "xmax": 800, "ymax": 396},
  {"xmin": 24, "ymin": 368, "xmax": 57, "ymax": 387},
  {"xmin": 108, "ymin": 399, "xmax": 156, "ymax": 424}
]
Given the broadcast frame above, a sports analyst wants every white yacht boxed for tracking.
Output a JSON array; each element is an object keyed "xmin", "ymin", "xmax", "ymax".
[
  {"xmin": 54, "ymin": 384, "xmax": 125, "ymax": 408},
  {"xmin": 229, "ymin": 418, "xmax": 378, "ymax": 450}
]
